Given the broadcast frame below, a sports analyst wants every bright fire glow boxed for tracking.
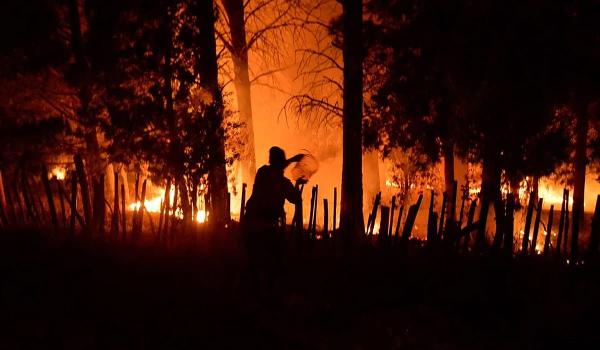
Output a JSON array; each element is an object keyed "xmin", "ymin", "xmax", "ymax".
[
  {"xmin": 50, "ymin": 167, "xmax": 66, "ymax": 180},
  {"xmin": 128, "ymin": 185, "xmax": 208, "ymax": 223}
]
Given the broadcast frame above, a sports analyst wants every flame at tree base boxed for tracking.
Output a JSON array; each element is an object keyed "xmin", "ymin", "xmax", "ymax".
[{"xmin": 128, "ymin": 186, "xmax": 208, "ymax": 224}]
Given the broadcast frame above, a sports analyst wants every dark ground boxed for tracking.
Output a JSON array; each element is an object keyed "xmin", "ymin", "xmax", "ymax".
[{"xmin": 1, "ymin": 228, "xmax": 600, "ymax": 349}]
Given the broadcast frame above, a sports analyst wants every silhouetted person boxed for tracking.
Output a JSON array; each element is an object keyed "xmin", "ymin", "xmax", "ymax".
[
  {"xmin": 245, "ymin": 147, "xmax": 304, "ymax": 227},
  {"xmin": 243, "ymin": 146, "xmax": 304, "ymax": 297}
]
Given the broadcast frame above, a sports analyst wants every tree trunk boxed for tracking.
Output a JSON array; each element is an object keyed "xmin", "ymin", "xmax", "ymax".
[
  {"xmin": 572, "ymin": 106, "xmax": 588, "ymax": 262},
  {"xmin": 196, "ymin": 0, "xmax": 229, "ymax": 226},
  {"xmin": 477, "ymin": 151, "xmax": 501, "ymax": 250},
  {"xmin": 67, "ymin": 0, "xmax": 102, "ymax": 173},
  {"xmin": 222, "ymin": 0, "xmax": 257, "ymax": 185},
  {"xmin": 339, "ymin": 0, "xmax": 365, "ymax": 240},
  {"xmin": 443, "ymin": 141, "xmax": 455, "ymax": 222}
]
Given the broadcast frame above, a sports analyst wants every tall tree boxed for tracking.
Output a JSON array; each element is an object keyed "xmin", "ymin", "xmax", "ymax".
[
  {"xmin": 563, "ymin": 0, "xmax": 600, "ymax": 260},
  {"xmin": 218, "ymin": 0, "xmax": 294, "ymax": 185},
  {"xmin": 195, "ymin": 0, "xmax": 230, "ymax": 225},
  {"xmin": 220, "ymin": 0, "xmax": 256, "ymax": 184},
  {"xmin": 339, "ymin": 0, "xmax": 365, "ymax": 239}
]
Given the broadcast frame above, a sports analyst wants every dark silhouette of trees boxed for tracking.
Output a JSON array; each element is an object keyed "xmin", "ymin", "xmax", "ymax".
[
  {"xmin": 194, "ymin": 0, "xmax": 231, "ymax": 225},
  {"xmin": 97, "ymin": 0, "xmax": 235, "ymax": 224},
  {"xmin": 364, "ymin": 0, "xmax": 575, "ymax": 248},
  {"xmin": 339, "ymin": 0, "xmax": 365, "ymax": 240}
]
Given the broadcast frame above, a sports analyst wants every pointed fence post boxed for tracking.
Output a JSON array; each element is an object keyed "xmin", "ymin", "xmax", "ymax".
[
  {"xmin": 333, "ymin": 187, "xmax": 338, "ymax": 234},
  {"xmin": 465, "ymin": 199, "xmax": 478, "ymax": 250},
  {"xmin": 389, "ymin": 195, "xmax": 396, "ymax": 238},
  {"xmin": 111, "ymin": 172, "xmax": 120, "ymax": 239},
  {"xmin": 311, "ymin": 185, "xmax": 319, "ymax": 237},
  {"xmin": 55, "ymin": 178, "xmax": 67, "ymax": 228},
  {"xmin": 588, "ymin": 195, "xmax": 600, "ymax": 256},
  {"xmin": 556, "ymin": 189, "xmax": 567, "ymax": 256},
  {"xmin": 564, "ymin": 190, "xmax": 570, "ymax": 257},
  {"xmin": 240, "ymin": 183, "xmax": 247, "ymax": 222},
  {"xmin": 379, "ymin": 205, "xmax": 390, "ymax": 241},
  {"xmin": 121, "ymin": 183, "xmax": 127, "ymax": 242},
  {"xmin": 544, "ymin": 205, "xmax": 555, "ymax": 256},
  {"xmin": 503, "ymin": 196, "xmax": 514, "ymax": 255},
  {"xmin": 74, "ymin": 155, "xmax": 92, "ymax": 234},
  {"xmin": 427, "ymin": 190, "xmax": 436, "ymax": 244},
  {"xmin": 402, "ymin": 194, "xmax": 423, "ymax": 244},
  {"xmin": 323, "ymin": 198, "xmax": 329, "ymax": 239},
  {"xmin": 530, "ymin": 198, "xmax": 544, "ymax": 255},
  {"xmin": 521, "ymin": 192, "xmax": 536, "ymax": 255},
  {"xmin": 367, "ymin": 192, "xmax": 381, "ymax": 236},
  {"xmin": 438, "ymin": 192, "xmax": 447, "ymax": 240},
  {"xmin": 70, "ymin": 172, "xmax": 78, "ymax": 235},
  {"xmin": 394, "ymin": 205, "xmax": 404, "ymax": 241},
  {"xmin": 134, "ymin": 179, "xmax": 147, "ymax": 241},
  {"xmin": 41, "ymin": 165, "xmax": 59, "ymax": 231},
  {"xmin": 308, "ymin": 186, "xmax": 316, "ymax": 236}
]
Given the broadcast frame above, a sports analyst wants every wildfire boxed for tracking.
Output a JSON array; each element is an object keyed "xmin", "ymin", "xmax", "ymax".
[
  {"xmin": 128, "ymin": 186, "xmax": 208, "ymax": 223},
  {"xmin": 50, "ymin": 166, "xmax": 66, "ymax": 180}
]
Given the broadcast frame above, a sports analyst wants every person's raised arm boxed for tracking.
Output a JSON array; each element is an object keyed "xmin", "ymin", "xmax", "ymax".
[{"xmin": 284, "ymin": 153, "xmax": 304, "ymax": 168}]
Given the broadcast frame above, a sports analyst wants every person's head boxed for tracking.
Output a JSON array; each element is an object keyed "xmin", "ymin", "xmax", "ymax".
[{"xmin": 269, "ymin": 146, "xmax": 286, "ymax": 169}]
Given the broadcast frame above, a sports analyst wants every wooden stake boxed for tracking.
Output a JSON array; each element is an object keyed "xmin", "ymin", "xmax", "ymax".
[
  {"xmin": 240, "ymin": 183, "xmax": 247, "ymax": 222},
  {"xmin": 521, "ymin": 192, "xmax": 535, "ymax": 255},
  {"xmin": 134, "ymin": 179, "xmax": 147, "ymax": 241},
  {"xmin": 111, "ymin": 172, "xmax": 120, "ymax": 238},
  {"xmin": 308, "ymin": 186, "xmax": 316, "ymax": 236},
  {"xmin": 170, "ymin": 184, "xmax": 179, "ymax": 239},
  {"xmin": 445, "ymin": 180, "xmax": 458, "ymax": 237},
  {"xmin": 157, "ymin": 198, "xmax": 164, "ymax": 241},
  {"xmin": 0, "ymin": 170, "xmax": 7, "ymax": 226},
  {"xmin": 564, "ymin": 190, "xmax": 570, "ymax": 256},
  {"xmin": 41, "ymin": 165, "xmax": 59, "ymax": 230},
  {"xmin": 161, "ymin": 179, "xmax": 172, "ymax": 241},
  {"xmin": 465, "ymin": 199, "xmax": 478, "ymax": 250},
  {"xmin": 323, "ymin": 198, "xmax": 329, "ymax": 239},
  {"xmin": 389, "ymin": 195, "xmax": 396, "ymax": 238},
  {"xmin": 556, "ymin": 189, "xmax": 567, "ymax": 256},
  {"xmin": 3, "ymin": 176, "xmax": 17, "ymax": 224},
  {"xmin": 96, "ymin": 174, "xmax": 106, "ymax": 237},
  {"xmin": 333, "ymin": 187, "xmax": 337, "ymax": 233},
  {"xmin": 544, "ymin": 204, "xmax": 555, "ymax": 256},
  {"xmin": 530, "ymin": 198, "xmax": 544, "ymax": 255},
  {"xmin": 394, "ymin": 205, "xmax": 404, "ymax": 239},
  {"xmin": 379, "ymin": 205, "xmax": 390, "ymax": 241},
  {"xmin": 458, "ymin": 181, "xmax": 469, "ymax": 228},
  {"xmin": 12, "ymin": 181, "xmax": 26, "ymax": 224},
  {"xmin": 311, "ymin": 185, "xmax": 319, "ymax": 236},
  {"xmin": 426, "ymin": 190, "xmax": 436, "ymax": 243},
  {"xmin": 21, "ymin": 175, "xmax": 37, "ymax": 224},
  {"xmin": 69, "ymin": 172, "xmax": 78, "ymax": 234},
  {"xmin": 227, "ymin": 192, "xmax": 231, "ymax": 222},
  {"xmin": 293, "ymin": 183, "xmax": 304, "ymax": 235},
  {"xmin": 57, "ymin": 180, "xmax": 85, "ymax": 230},
  {"xmin": 121, "ymin": 183, "xmax": 127, "ymax": 242},
  {"xmin": 74, "ymin": 155, "xmax": 92, "ymax": 234},
  {"xmin": 589, "ymin": 194, "xmax": 600, "ymax": 255},
  {"xmin": 402, "ymin": 194, "xmax": 423, "ymax": 243},
  {"xmin": 438, "ymin": 191, "xmax": 447, "ymax": 239},
  {"xmin": 367, "ymin": 192, "xmax": 381, "ymax": 236},
  {"xmin": 55, "ymin": 178, "xmax": 67, "ymax": 228}
]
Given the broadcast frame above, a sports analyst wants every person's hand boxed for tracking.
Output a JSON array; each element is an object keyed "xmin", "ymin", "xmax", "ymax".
[
  {"xmin": 288, "ymin": 153, "xmax": 304, "ymax": 163},
  {"xmin": 296, "ymin": 177, "xmax": 308, "ymax": 185}
]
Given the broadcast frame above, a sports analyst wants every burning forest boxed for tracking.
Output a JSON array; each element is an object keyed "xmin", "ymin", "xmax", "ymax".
[{"xmin": 2, "ymin": 0, "xmax": 600, "ymax": 349}]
